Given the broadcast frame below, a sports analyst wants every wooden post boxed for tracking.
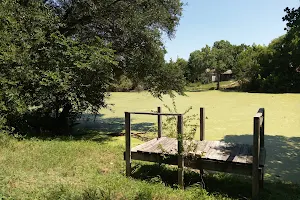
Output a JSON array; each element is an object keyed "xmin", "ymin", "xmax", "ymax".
[
  {"xmin": 177, "ymin": 114, "xmax": 184, "ymax": 189},
  {"xmin": 200, "ymin": 107, "xmax": 205, "ymax": 141},
  {"xmin": 125, "ymin": 112, "xmax": 131, "ymax": 177},
  {"xmin": 260, "ymin": 108, "xmax": 265, "ymax": 190},
  {"xmin": 158, "ymin": 107, "xmax": 162, "ymax": 138},
  {"xmin": 199, "ymin": 108, "xmax": 205, "ymax": 175},
  {"xmin": 259, "ymin": 168, "xmax": 264, "ymax": 189},
  {"xmin": 260, "ymin": 108, "xmax": 265, "ymax": 148},
  {"xmin": 252, "ymin": 116, "xmax": 260, "ymax": 200}
]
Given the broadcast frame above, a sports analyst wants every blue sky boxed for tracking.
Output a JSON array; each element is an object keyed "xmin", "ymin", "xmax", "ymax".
[{"xmin": 164, "ymin": 0, "xmax": 300, "ymax": 61}]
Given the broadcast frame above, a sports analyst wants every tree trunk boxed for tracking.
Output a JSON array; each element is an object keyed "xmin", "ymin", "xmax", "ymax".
[
  {"xmin": 216, "ymin": 73, "xmax": 221, "ymax": 90},
  {"xmin": 58, "ymin": 103, "xmax": 72, "ymax": 135}
]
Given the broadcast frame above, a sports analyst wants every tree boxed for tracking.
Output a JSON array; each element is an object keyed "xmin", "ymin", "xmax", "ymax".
[
  {"xmin": 211, "ymin": 40, "xmax": 234, "ymax": 90},
  {"xmin": 45, "ymin": 0, "xmax": 185, "ymax": 95},
  {"xmin": 174, "ymin": 58, "xmax": 188, "ymax": 74},
  {"xmin": 0, "ymin": 0, "xmax": 185, "ymax": 135},
  {"xmin": 0, "ymin": 0, "xmax": 117, "ymax": 134},
  {"xmin": 283, "ymin": 6, "xmax": 300, "ymax": 76},
  {"xmin": 186, "ymin": 45, "xmax": 212, "ymax": 83},
  {"xmin": 234, "ymin": 45, "xmax": 267, "ymax": 90}
]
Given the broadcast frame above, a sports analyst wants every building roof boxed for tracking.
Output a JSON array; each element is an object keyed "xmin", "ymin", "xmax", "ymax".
[
  {"xmin": 222, "ymin": 69, "xmax": 232, "ymax": 75},
  {"xmin": 206, "ymin": 69, "xmax": 233, "ymax": 74}
]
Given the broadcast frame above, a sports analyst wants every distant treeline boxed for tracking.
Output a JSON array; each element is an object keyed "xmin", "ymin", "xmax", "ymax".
[
  {"xmin": 170, "ymin": 31, "xmax": 300, "ymax": 93},
  {"xmin": 115, "ymin": 8, "xmax": 300, "ymax": 93},
  {"xmin": 167, "ymin": 6, "xmax": 300, "ymax": 93}
]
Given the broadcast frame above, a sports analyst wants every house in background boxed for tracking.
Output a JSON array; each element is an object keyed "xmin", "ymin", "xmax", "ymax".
[{"xmin": 207, "ymin": 69, "xmax": 233, "ymax": 82}]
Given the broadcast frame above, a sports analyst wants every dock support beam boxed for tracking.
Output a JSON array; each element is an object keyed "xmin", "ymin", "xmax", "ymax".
[
  {"xmin": 158, "ymin": 107, "xmax": 162, "ymax": 138},
  {"xmin": 125, "ymin": 112, "xmax": 131, "ymax": 177},
  {"xmin": 177, "ymin": 114, "xmax": 184, "ymax": 189}
]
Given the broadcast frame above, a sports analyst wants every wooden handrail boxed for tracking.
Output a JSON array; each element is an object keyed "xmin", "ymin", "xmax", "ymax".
[{"xmin": 128, "ymin": 112, "xmax": 182, "ymax": 116}]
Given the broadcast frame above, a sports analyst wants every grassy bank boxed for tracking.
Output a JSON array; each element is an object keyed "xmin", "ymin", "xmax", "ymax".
[
  {"xmin": 185, "ymin": 81, "xmax": 237, "ymax": 92},
  {"xmin": 0, "ymin": 134, "xmax": 300, "ymax": 200}
]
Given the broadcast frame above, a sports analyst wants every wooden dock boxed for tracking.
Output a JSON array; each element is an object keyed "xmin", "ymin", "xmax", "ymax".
[
  {"xmin": 124, "ymin": 108, "xmax": 266, "ymax": 200},
  {"xmin": 131, "ymin": 137, "xmax": 266, "ymax": 176}
]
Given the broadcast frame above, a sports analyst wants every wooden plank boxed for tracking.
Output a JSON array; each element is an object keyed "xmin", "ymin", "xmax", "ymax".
[
  {"xmin": 147, "ymin": 138, "xmax": 170, "ymax": 153},
  {"xmin": 205, "ymin": 141, "xmax": 221, "ymax": 160},
  {"xmin": 159, "ymin": 138, "xmax": 177, "ymax": 154},
  {"xmin": 136, "ymin": 139, "xmax": 161, "ymax": 152},
  {"xmin": 208, "ymin": 141, "xmax": 230, "ymax": 161},
  {"xmin": 177, "ymin": 115, "xmax": 184, "ymax": 189},
  {"xmin": 139, "ymin": 137, "xmax": 168, "ymax": 153},
  {"xmin": 158, "ymin": 107, "xmax": 162, "ymax": 138},
  {"xmin": 202, "ymin": 141, "xmax": 214, "ymax": 159},
  {"xmin": 233, "ymin": 144, "xmax": 249, "ymax": 164},
  {"xmin": 131, "ymin": 152, "xmax": 252, "ymax": 176},
  {"xmin": 225, "ymin": 143, "xmax": 241, "ymax": 162},
  {"xmin": 167, "ymin": 139, "xmax": 178, "ymax": 155},
  {"xmin": 212, "ymin": 141, "xmax": 233, "ymax": 162},
  {"xmin": 194, "ymin": 140, "xmax": 208, "ymax": 156},
  {"xmin": 133, "ymin": 138, "xmax": 161, "ymax": 152},
  {"xmin": 125, "ymin": 112, "xmax": 131, "ymax": 177},
  {"xmin": 131, "ymin": 138, "xmax": 162, "ymax": 152},
  {"xmin": 200, "ymin": 107, "xmax": 205, "ymax": 141}
]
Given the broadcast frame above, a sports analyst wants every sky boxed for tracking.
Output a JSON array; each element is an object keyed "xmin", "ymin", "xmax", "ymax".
[{"xmin": 164, "ymin": 0, "xmax": 300, "ymax": 61}]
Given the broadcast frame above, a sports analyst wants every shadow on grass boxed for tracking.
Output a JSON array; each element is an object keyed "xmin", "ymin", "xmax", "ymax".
[
  {"xmin": 222, "ymin": 134, "xmax": 300, "ymax": 184},
  {"xmin": 186, "ymin": 87, "xmax": 241, "ymax": 93},
  {"xmin": 25, "ymin": 113, "xmax": 155, "ymax": 143},
  {"xmin": 76, "ymin": 114, "xmax": 155, "ymax": 134},
  {"xmin": 74, "ymin": 114, "xmax": 155, "ymax": 140},
  {"xmin": 131, "ymin": 163, "xmax": 300, "ymax": 200}
]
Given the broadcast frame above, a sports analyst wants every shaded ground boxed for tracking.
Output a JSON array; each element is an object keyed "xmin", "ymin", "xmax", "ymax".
[
  {"xmin": 222, "ymin": 134, "xmax": 300, "ymax": 184},
  {"xmin": 131, "ymin": 164, "xmax": 300, "ymax": 200}
]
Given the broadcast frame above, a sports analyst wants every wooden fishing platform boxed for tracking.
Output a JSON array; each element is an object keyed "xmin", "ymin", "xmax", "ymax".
[{"xmin": 124, "ymin": 108, "xmax": 266, "ymax": 200}]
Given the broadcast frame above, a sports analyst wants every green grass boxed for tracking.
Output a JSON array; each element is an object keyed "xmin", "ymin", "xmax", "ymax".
[
  {"xmin": 1, "ymin": 133, "xmax": 300, "ymax": 200},
  {"xmin": 185, "ymin": 81, "xmax": 237, "ymax": 92},
  {"xmin": 1, "ymin": 90, "xmax": 300, "ymax": 199}
]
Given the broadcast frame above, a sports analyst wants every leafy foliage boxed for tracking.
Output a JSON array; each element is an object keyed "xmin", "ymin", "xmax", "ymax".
[
  {"xmin": 162, "ymin": 99, "xmax": 200, "ymax": 154},
  {"xmin": 186, "ymin": 45, "xmax": 212, "ymax": 83},
  {"xmin": 0, "ymin": 0, "xmax": 185, "ymax": 135},
  {"xmin": 46, "ymin": 0, "xmax": 185, "ymax": 96}
]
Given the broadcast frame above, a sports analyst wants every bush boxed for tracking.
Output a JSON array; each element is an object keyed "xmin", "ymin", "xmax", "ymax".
[
  {"xmin": 0, "ymin": 132, "xmax": 16, "ymax": 148},
  {"xmin": 108, "ymin": 75, "xmax": 134, "ymax": 92}
]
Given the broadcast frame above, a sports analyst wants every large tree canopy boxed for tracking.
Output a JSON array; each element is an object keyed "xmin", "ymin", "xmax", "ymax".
[
  {"xmin": 210, "ymin": 40, "xmax": 234, "ymax": 89},
  {"xmin": 0, "ymin": 0, "xmax": 185, "ymax": 134},
  {"xmin": 186, "ymin": 45, "xmax": 212, "ymax": 83},
  {"xmin": 45, "ymin": 0, "xmax": 184, "ymax": 93}
]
